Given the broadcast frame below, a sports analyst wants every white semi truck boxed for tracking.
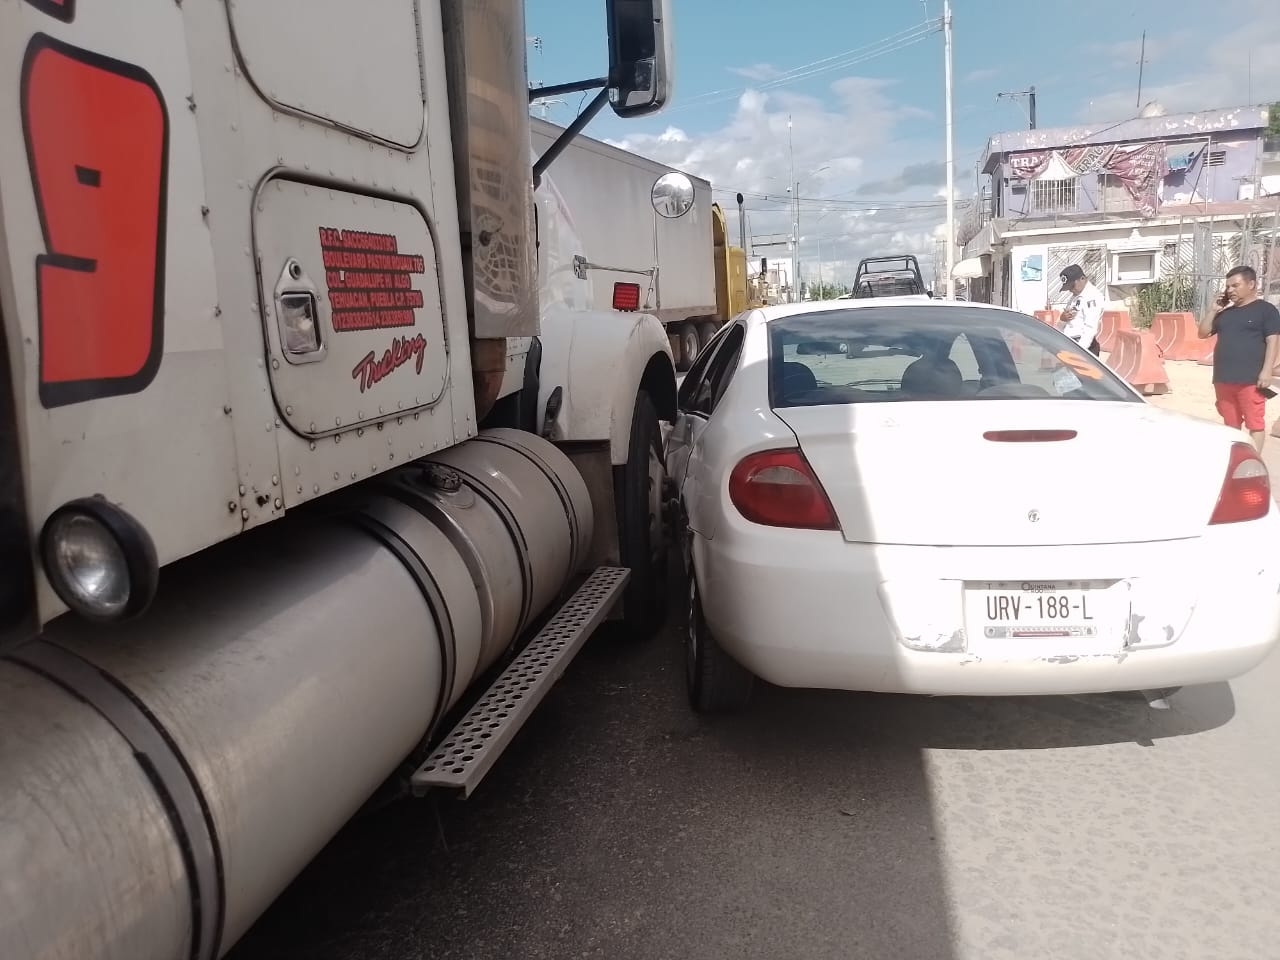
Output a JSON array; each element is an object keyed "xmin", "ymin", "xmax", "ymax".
[
  {"xmin": 0, "ymin": 2, "xmax": 696, "ymax": 958},
  {"xmin": 530, "ymin": 117, "xmax": 725, "ymax": 370}
]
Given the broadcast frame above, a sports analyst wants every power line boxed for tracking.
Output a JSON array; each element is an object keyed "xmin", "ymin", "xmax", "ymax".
[
  {"xmin": 667, "ymin": 19, "xmax": 942, "ymax": 112},
  {"xmin": 712, "ymin": 188, "xmax": 969, "ymax": 211}
]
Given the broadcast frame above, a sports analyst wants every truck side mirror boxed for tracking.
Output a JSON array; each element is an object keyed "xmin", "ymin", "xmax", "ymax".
[
  {"xmin": 605, "ymin": 0, "xmax": 674, "ymax": 118},
  {"xmin": 651, "ymin": 172, "xmax": 694, "ymax": 219}
]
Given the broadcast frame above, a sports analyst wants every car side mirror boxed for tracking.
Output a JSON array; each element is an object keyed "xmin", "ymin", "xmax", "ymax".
[
  {"xmin": 651, "ymin": 172, "xmax": 695, "ymax": 219},
  {"xmin": 605, "ymin": 0, "xmax": 674, "ymax": 118}
]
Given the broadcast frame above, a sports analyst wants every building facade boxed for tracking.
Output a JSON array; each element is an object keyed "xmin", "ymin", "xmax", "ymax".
[{"xmin": 957, "ymin": 105, "xmax": 1280, "ymax": 316}]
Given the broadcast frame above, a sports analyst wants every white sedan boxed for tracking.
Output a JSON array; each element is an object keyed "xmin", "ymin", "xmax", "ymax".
[{"xmin": 666, "ymin": 298, "xmax": 1280, "ymax": 713}]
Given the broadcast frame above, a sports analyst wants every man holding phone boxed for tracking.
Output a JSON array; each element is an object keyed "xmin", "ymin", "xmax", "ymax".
[
  {"xmin": 1198, "ymin": 264, "xmax": 1280, "ymax": 451},
  {"xmin": 1057, "ymin": 264, "xmax": 1103, "ymax": 355}
]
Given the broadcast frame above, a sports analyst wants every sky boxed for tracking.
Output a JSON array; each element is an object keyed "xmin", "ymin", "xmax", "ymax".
[{"xmin": 525, "ymin": 0, "xmax": 1280, "ymax": 289}]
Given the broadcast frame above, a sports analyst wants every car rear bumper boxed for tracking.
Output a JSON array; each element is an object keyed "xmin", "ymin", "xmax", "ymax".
[{"xmin": 695, "ymin": 514, "xmax": 1280, "ymax": 696}]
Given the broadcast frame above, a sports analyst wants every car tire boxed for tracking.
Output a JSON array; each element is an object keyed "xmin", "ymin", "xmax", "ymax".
[
  {"xmin": 683, "ymin": 529, "xmax": 754, "ymax": 714},
  {"xmin": 617, "ymin": 389, "xmax": 668, "ymax": 639}
]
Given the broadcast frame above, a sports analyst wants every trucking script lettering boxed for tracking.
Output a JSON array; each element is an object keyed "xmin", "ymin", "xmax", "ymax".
[{"xmin": 352, "ymin": 334, "xmax": 428, "ymax": 393}]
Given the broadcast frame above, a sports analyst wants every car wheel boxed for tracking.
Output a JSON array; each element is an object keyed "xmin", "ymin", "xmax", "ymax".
[
  {"xmin": 684, "ymin": 532, "xmax": 754, "ymax": 714},
  {"xmin": 618, "ymin": 389, "xmax": 668, "ymax": 639}
]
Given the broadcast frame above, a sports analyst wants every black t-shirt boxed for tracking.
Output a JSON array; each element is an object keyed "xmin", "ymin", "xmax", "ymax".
[{"xmin": 1211, "ymin": 299, "xmax": 1280, "ymax": 384}]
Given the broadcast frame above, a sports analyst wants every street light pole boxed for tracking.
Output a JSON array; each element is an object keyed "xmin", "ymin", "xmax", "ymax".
[{"xmin": 943, "ymin": 0, "xmax": 956, "ymax": 299}]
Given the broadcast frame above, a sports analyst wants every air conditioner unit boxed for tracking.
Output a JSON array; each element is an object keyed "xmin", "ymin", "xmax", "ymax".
[{"xmin": 1109, "ymin": 249, "xmax": 1159, "ymax": 284}]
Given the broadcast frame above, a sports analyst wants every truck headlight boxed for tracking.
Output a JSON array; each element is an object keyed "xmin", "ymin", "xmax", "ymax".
[{"xmin": 40, "ymin": 498, "xmax": 158, "ymax": 622}]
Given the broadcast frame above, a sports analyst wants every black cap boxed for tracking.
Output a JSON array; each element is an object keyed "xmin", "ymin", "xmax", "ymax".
[{"xmin": 1059, "ymin": 264, "xmax": 1085, "ymax": 289}]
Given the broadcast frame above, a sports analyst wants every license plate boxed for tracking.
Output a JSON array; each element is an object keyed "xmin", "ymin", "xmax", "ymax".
[{"xmin": 964, "ymin": 580, "xmax": 1108, "ymax": 639}]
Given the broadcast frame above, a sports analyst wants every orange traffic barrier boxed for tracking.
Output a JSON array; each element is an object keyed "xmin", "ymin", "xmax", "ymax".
[
  {"xmin": 1032, "ymin": 311, "xmax": 1061, "ymax": 370},
  {"xmin": 1149, "ymin": 312, "xmax": 1182, "ymax": 355},
  {"xmin": 1107, "ymin": 328, "xmax": 1169, "ymax": 395},
  {"xmin": 1097, "ymin": 310, "xmax": 1132, "ymax": 352},
  {"xmin": 1149, "ymin": 311, "xmax": 1215, "ymax": 362}
]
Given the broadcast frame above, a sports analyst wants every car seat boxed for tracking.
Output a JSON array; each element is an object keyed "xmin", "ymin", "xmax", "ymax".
[{"xmin": 900, "ymin": 356, "xmax": 963, "ymax": 399}]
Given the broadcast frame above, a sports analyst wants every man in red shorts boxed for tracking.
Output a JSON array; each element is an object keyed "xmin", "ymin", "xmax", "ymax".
[{"xmin": 1199, "ymin": 265, "xmax": 1280, "ymax": 451}]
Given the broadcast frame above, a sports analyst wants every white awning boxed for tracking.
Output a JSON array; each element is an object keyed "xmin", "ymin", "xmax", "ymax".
[{"xmin": 952, "ymin": 255, "xmax": 989, "ymax": 280}]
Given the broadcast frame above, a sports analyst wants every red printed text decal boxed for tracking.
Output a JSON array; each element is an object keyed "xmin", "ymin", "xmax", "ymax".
[{"xmin": 318, "ymin": 227, "xmax": 426, "ymax": 332}]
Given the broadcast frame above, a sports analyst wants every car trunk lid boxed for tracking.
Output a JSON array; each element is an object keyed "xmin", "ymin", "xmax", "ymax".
[{"xmin": 772, "ymin": 401, "xmax": 1232, "ymax": 546}]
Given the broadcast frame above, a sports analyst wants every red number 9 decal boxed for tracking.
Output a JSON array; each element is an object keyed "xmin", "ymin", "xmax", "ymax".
[{"xmin": 21, "ymin": 34, "xmax": 168, "ymax": 408}]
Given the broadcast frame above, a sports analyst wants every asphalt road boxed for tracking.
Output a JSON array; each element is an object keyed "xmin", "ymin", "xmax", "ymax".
[{"xmin": 226, "ymin": 589, "xmax": 1280, "ymax": 960}]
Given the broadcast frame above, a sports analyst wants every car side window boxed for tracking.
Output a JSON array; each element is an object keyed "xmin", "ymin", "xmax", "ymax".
[
  {"xmin": 677, "ymin": 323, "xmax": 732, "ymax": 411},
  {"xmin": 692, "ymin": 325, "xmax": 745, "ymax": 416}
]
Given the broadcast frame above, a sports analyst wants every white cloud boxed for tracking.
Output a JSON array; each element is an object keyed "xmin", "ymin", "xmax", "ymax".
[
  {"xmin": 1088, "ymin": 31, "xmax": 1191, "ymax": 65},
  {"xmin": 1082, "ymin": 17, "xmax": 1280, "ymax": 121},
  {"xmin": 603, "ymin": 78, "xmax": 952, "ymax": 286},
  {"xmin": 728, "ymin": 63, "xmax": 784, "ymax": 82},
  {"xmin": 963, "ymin": 67, "xmax": 999, "ymax": 84}
]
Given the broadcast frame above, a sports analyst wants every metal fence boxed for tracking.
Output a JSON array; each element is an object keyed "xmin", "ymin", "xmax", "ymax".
[
  {"xmin": 1167, "ymin": 212, "xmax": 1280, "ymax": 314},
  {"xmin": 1042, "ymin": 212, "xmax": 1280, "ymax": 321},
  {"xmin": 1045, "ymin": 244, "xmax": 1106, "ymax": 290}
]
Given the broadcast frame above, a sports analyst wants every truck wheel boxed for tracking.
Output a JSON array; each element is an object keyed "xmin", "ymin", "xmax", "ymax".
[
  {"xmin": 676, "ymin": 323, "xmax": 699, "ymax": 373},
  {"xmin": 618, "ymin": 389, "xmax": 668, "ymax": 638},
  {"xmin": 684, "ymin": 531, "xmax": 754, "ymax": 713},
  {"xmin": 696, "ymin": 320, "xmax": 719, "ymax": 348}
]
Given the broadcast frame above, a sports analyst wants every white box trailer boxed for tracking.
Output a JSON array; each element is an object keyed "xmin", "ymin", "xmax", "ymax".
[{"xmin": 530, "ymin": 117, "xmax": 719, "ymax": 370}]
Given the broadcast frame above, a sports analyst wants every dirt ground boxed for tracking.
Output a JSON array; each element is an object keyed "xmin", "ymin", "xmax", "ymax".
[{"xmin": 1144, "ymin": 360, "xmax": 1221, "ymax": 424}]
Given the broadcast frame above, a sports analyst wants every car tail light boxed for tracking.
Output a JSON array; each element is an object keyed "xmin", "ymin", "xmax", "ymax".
[
  {"xmin": 1209, "ymin": 442, "xmax": 1271, "ymax": 525},
  {"xmin": 612, "ymin": 282, "xmax": 641, "ymax": 311},
  {"xmin": 728, "ymin": 448, "xmax": 839, "ymax": 530}
]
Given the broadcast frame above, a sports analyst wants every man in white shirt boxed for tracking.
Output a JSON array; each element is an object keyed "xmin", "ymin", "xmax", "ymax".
[{"xmin": 1057, "ymin": 264, "xmax": 1104, "ymax": 355}]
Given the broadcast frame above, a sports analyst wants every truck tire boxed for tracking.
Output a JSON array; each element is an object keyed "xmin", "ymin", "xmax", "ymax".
[
  {"xmin": 683, "ymin": 527, "xmax": 754, "ymax": 713},
  {"xmin": 696, "ymin": 320, "xmax": 719, "ymax": 348},
  {"xmin": 617, "ymin": 389, "xmax": 667, "ymax": 638},
  {"xmin": 676, "ymin": 322, "xmax": 699, "ymax": 373}
]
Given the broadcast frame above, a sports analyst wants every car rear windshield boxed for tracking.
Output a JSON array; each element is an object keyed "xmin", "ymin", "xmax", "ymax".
[{"xmin": 768, "ymin": 305, "xmax": 1140, "ymax": 408}]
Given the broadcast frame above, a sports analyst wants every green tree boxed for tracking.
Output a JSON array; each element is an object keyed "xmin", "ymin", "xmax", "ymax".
[{"xmin": 807, "ymin": 282, "xmax": 846, "ymax": 301}]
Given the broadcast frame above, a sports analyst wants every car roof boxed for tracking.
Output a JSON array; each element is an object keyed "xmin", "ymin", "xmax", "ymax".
[{"xmin": 748, "ymin": 297, "xmax": 1015, "ymax": 327}]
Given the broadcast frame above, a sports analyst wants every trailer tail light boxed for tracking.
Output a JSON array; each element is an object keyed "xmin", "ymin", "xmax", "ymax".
[
  {"xmin": 728, "ymin": 448, "xmax": 839, "ymax": 530},
  {"xmin": 612, "ymin": 282, "xmax": 641, "ymax": 311},
  {"xmin": 1208, "ymin": 442, "xmax": 1271, "ymax": 525}
]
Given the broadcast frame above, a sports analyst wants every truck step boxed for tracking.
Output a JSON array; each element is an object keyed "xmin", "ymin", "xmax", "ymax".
[{"xmin": 410, "ymin": 565, "xmax": 630, "ymax": 797}]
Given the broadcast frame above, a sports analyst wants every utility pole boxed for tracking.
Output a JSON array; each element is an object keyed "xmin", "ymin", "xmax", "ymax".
[
  {"xmin": 788, "ymin": 115, "xmax": 799, "ymax": 302},
  {"xmin": 736, "ymin": 193, "xmax": 747, "ymax": 254},
  {"xmin": 996, "ymin": 86, "xmax": 1037, "ymax": 130},
  {"xmin": 943, "ymin": 0, "xmax": 955, "ymax": 299},
  {"xmin": 794, "ymin": 179, "xmax": 802, "ymax": 301},
  {"xmin": 1136, "ymin": 31, "xmax": 1147, "ymax": 109}
]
